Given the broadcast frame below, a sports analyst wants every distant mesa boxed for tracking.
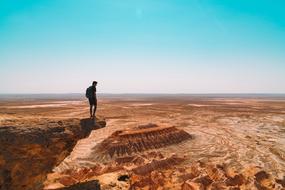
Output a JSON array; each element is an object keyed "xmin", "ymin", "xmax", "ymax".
[{"xmin": 95, "ymin": 123, "xmax": 192, "ymax": 159}]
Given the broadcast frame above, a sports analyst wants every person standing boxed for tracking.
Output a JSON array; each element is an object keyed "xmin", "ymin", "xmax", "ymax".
[{"xmin": 86, "ymin": 81, "xmax": 97, "ymax": 118}]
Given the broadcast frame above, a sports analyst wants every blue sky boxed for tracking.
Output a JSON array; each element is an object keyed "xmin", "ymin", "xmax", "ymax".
[{"xmin": 1, "ymin": 0, "xmax": 285, "ymax": 93}]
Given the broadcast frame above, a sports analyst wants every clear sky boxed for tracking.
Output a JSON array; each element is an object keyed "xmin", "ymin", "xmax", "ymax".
[{"xmin": 1, "ymin": 0, "xmax": 285, "ymax": 94}]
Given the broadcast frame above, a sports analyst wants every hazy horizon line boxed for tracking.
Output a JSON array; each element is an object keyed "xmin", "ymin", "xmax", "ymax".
[
  {"xmin": 1, "ymin": 92, "xmax": 285, "ymax": 95},
  {"xmin": 1, "ymin": 93, "xmax": 285, "ymax": 101}
]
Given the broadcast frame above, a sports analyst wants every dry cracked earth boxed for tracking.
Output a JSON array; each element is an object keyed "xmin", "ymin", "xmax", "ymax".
[{"xmin": 1, "ymin": 95, "xmax": 285, "ymax": 190}]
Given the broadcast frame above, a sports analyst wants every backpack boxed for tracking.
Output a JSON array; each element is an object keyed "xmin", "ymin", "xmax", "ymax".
[{"xmin": 85, "ymin": 86, "xmax": 93, "ymax": 98}]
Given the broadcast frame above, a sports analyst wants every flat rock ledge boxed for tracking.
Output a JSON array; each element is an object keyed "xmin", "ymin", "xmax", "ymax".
[{"xmin": 0, "ymin": 118, "xmax": 106, "ymax": 190}]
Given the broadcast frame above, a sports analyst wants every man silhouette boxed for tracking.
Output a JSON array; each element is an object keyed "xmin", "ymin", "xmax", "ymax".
[{"xmin": 86, "ymin": 81, "xmax": 97, "ymax": 118}]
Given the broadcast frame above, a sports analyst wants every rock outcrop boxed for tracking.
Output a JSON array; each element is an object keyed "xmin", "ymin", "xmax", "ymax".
[
  {"xmin": 132, "ymin": 155, "xmax": 185, "ymax": 175},
  {"xmin": 0, "ymin": 118, "xmax": 106, "ymax": 190},
  {"xmin": 129, "ymin": 161, "xmax": 283, "ymax": 190},
  {"xmin": 95, "ymin": 123, "xmax": 192, "ymax": 159}
]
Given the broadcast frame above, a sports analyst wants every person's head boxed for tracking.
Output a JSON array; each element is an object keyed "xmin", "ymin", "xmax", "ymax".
[{"xmin": 92, "ymin": 81, "xmax": 97, "ymax": 86}]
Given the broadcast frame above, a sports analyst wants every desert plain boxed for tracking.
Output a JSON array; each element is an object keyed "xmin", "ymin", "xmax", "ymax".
[{"xmin": 1, "ymin": 94, "xmax": 285, "ymax": 190}]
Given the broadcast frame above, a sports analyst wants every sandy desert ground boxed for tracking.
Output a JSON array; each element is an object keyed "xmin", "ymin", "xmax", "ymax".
[{"xmin": 1, "ymin": 95, "xmax": 285, "ymax": 190}]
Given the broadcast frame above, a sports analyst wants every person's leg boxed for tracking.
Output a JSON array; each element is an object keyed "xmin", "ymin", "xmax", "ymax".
[
  {"xmin": 88, "ymin": 98, "xmax": 93, "ymax": 118},
  {"xmin": 90, "ymin": 105, "xmax": 93, "ymax": 118},
  {"xmin": 93, "ymin": 99, "xmax": 97, "ymax": 117}
]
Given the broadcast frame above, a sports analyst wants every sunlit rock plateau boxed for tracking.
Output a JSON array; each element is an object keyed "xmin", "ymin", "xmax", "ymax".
[{"xmin": 1, "ymin": 95, "xmax": 285, "ymax": 189}]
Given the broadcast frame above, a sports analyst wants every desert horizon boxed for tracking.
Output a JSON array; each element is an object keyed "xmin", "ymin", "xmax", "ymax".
[{"xmin": 1, "ymin": 93, "xmax": 285, "ymax": 99}]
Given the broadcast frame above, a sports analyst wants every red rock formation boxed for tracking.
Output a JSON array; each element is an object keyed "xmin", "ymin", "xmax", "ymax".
[
  {"xmin": 115, "ymin": 156, "xmax": 136, "ymax": 165},
  {"xmin": 181, "ymin": 181, "xmax": 203, "ymax": 190},
  {"xmin": 132, "ymin": 155, "xmax": 185, "ymax": 175},
  {"xmin": 0, "ymin": 118, "xmax": 106, "ymax": 190},
  {"xmin": 130, "ymin": 171, "xmax": 167, "ymax": 190},
  {"xmin": 57, "ymin": 163, "xmax": 125, "ymax": 187},
  {"xmin": 254, "ymin": 170, "xmax": 276, "ymax": 190},
  {"xmin": 128, "ymin": 160, "xmax": 283, "ymax": 190},
  {"xmin": 276, "ymin": 176, "xmax": 285, "ymax": 188},
  {"xmin": 96, "ymin": 124, "xmax": 191, "ymax": 158}
]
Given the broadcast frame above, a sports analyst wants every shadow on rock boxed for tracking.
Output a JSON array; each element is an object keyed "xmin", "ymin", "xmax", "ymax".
[
  {"xmin": 80, "ymin": 118, "xmax": 106, "ymax": 132},
  {"xmin": 55, "ymin": 180, "xmax": 100, "ymax": 190}
]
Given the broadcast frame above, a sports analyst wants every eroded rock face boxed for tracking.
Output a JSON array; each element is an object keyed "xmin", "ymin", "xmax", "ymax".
[
  {"xmin": 96, "ymin": 123, "xmax": 192, "ymax": 159},
  {"xmin": 129, "ymin": 161, "xmax": 283, "ymax": 190},
  {"xmin": 0, "ymin": 118, "xmax": 106, "ymax": 190},
  {"xmin": 44, "ymin": 124, "xmax": 191, "ymax": 189},
  {"xmin": 132, "ymin": 154, "xmax": 185, "ymax": 175}
]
